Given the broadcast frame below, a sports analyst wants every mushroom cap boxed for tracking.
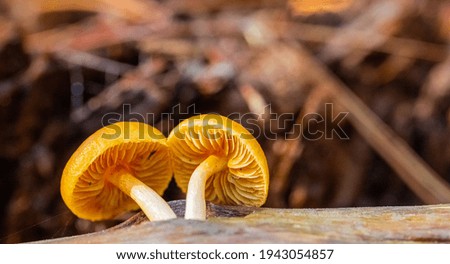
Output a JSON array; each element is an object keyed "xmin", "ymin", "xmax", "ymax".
[
  {"xmin": 167, "ymin": 114, "xmax": 269, "ymax": 207},
  {"xmin": 61, "ymin": 122, "xmax": 172, "ymax": 221}
]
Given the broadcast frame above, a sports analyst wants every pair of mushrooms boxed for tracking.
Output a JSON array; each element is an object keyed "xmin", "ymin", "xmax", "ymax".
[{"xmin": 61, "ymin": 114, "xmax": 269, "ymax": 222}]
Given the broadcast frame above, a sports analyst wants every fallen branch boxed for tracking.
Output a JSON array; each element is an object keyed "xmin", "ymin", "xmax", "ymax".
[{"xmin": 37, "ymin": 200, "xmax": 450, "ymax": 243}]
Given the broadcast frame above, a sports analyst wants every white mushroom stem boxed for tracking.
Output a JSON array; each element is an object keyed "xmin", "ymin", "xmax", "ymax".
[
  {"xmin": 185, "ymin": 155, "xmax": 228, "ymax": 220},
  {"xmin": 108, "ymin": 170, "xmax": 177, "ymax": 221}
]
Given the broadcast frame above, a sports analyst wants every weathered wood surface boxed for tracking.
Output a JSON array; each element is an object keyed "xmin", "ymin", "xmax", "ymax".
[{"xmin": 38, "ymin": 200, "xmax": 450, "ymax": 243}]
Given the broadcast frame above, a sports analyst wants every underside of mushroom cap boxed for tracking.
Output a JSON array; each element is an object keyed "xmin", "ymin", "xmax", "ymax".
[
  {"xmin": 168, "ymin": 114, "xmax": 269, "ymax": 207},
  {"xmin": 61, "ymin": 122, "xmax": 173, "ymax": 221}
]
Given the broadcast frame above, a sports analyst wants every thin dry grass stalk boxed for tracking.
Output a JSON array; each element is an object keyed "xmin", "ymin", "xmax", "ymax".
[{"xmin": 292, "ymin": 45, "xmax": 450, "ymax": 204}]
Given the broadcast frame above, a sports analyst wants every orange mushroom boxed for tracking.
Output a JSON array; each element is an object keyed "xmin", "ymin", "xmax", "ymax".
[
  {"xmin": 61, "ymin": 122, "xmax": 176, "ymax": 221},
  {"xmin": 167, "ymin": 114, "xmax": 269, "ymax": 220}
]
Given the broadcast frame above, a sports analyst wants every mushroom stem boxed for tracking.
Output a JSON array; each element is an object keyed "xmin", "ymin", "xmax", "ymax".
[
  {"xmin": 185, "ymin": 155, "xmax": 228, "ymax": 220},
  {"xmin": 108, "ymin": 170, "xmax": 177, "ymax": 221}
]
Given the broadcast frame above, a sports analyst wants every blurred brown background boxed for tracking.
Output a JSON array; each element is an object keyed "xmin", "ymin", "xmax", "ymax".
[{"xmin": 0, "ymin": 0, "xmax": 449, "ymax": 243}]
